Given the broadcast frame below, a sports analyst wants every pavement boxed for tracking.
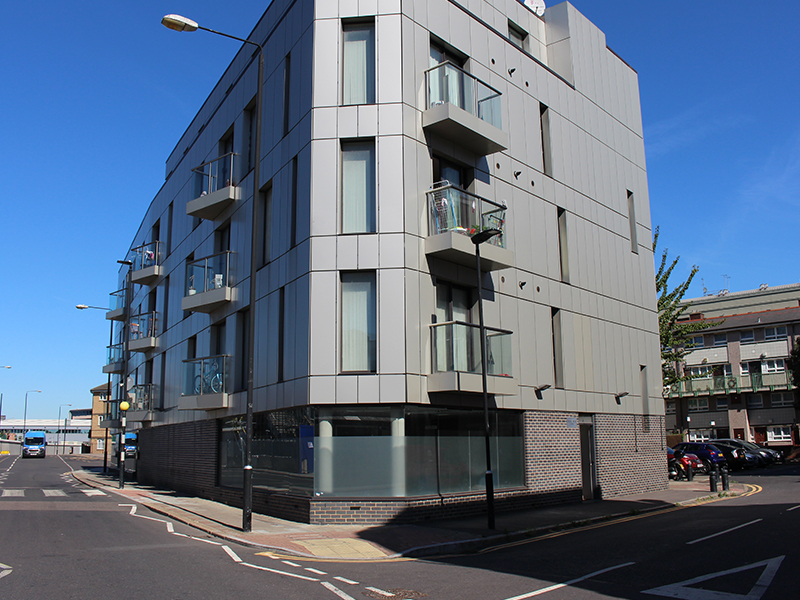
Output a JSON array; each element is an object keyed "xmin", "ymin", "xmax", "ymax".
[{"xmin": 70, "ymin": 461, "xmax": 748, "ymax": 561}]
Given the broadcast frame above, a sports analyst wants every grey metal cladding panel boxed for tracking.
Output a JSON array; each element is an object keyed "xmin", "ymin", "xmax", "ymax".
[{"xmin": 748, "ymin": 407, "xmax": 796, "ymax": 426}]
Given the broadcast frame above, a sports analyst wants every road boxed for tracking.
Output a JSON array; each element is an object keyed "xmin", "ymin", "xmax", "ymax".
[{"xmin": 2, "ymin": 454, "xmax": 799, "ymax": 599}]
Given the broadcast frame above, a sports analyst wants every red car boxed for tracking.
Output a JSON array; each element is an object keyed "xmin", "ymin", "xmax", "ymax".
[{"xmin": 668, "ymin": 447, "xmax": 703, "ymax": 478}]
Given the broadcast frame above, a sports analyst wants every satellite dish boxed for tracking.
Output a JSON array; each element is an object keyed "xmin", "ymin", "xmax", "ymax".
[{"xmin": 524, "ymin": 0, "xmax": 546, "ymax": 17}]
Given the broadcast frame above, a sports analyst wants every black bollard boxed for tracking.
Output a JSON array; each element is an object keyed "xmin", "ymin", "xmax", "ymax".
[
  {"xmin": 686, "ymin": 464, "xmax": 694, "ymax": 482},
  {"xmin": 709, "ymin": 465, "xmax": 718, "ymax": 492},
  {"xmin": 721, "ymin": 468, "xmax": 729, "ymax": 491}
]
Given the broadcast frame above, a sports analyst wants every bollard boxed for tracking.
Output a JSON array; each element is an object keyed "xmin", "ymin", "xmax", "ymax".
[
  {"xmin": 686, "ymin": 464, "xmax": 693, "ymax": 482},
  {"xmin": 709, "ymin": 465, "xmax": 718, "ymax": 492},
  {"xmin": 721, "ymin": 468, "xmax": 729, "ymax": 491}
]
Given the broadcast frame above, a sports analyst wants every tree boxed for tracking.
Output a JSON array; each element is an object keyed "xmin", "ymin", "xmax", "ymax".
[
  {"xmin": 787, "ymin": 339, "xmax": 800, "ymax": 389},
  {"xmin": 654, "ymin": 227, "xmax": 714, "ymax": 388}
]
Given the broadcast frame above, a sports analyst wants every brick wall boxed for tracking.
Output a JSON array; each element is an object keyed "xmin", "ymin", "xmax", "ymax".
[
  {"xmin": 594, "ymin": 414, "xmax": 668, "ymax": 497},
  {"xmin": 524, "ymin": 411, "xmax": 583, "ymax": 494}
]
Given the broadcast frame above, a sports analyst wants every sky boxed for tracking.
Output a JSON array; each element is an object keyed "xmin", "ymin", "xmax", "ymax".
[{"xmin": 1, "ymin": 0, "xmax": 798, "ymax": 420}]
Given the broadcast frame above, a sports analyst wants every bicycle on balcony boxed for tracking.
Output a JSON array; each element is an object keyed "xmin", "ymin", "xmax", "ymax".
[{"xmin": 194, "ymin": 361, "xmax": 223, "ymax": 395}]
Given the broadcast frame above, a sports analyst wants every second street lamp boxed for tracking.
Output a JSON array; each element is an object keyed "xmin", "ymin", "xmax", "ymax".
[
  {"xmin": 162, "ymin": 13, "xmax": 264, "ymax": 534},
  {"xmin": 57, "ymin": 404, "xmax": 72, "ymax": 455},
  {"xmin": 23, "ymin": 390, "xmax": 42, "ymax": 435}
]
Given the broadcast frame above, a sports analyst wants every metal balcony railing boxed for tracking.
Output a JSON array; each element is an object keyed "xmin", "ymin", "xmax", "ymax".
[
  {"xmin": 127, "ymin": 384, "xmax": 154, "ymax": 412},
  {"xmin": 427, "ymin": 182, "xmax": 506, "ymax": 246},
  {"xmin": 106, "ymin": 343, "xmax": 124, "ymax": 366},
  {"xmin": 425, "ymin": 62, "xmax": 502, "ymax": 130},
  {"xmin": 668, "ymin": 371, "xmax": 794, "ymax": 396},
  {"xmin": 192, "ymin": 152, "xmax": 238, "ymax": 197},
  {"xmin": 129, "ymin": 312, "xmax": 158, "ymax": 341},
  {"xmin": 130, "ymin": 241, "xmax": 162, "ymax": 272},
  {"xmin": 186, "ymin": 251, "xmax": 232, "ymax": 296},
  {"xmin": 431, "ymin": 321, "xmax": 513, "ymax": 377},
  {"xmin": 182, "ymin": 355, "xmax": 229, "ymax": 396}
]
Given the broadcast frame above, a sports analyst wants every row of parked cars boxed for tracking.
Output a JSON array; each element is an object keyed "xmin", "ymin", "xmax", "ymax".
[{"xmin": 668, "ymin": 439, "xmax": 784, "ymax": 476}]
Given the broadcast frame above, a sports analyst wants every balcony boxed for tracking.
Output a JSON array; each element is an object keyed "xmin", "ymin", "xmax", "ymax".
[
  {"xmin": 429, "ymin": 321, "xmax": 517, "ymax": 395},
  {"xmin": 186, "ymin": 153, "xmax": 240, "ymax": 221},
  {"xmin": 423, "ymin": 62, "xmax": 508, "ymax": 156},
  {"xmin": 667, "ymin": 371, "xmax": 795, "ymax": 397},
  {"xmin": 181, "ymin": 355, "xmax": 230, "ymax": 411},
  {"xmin": 426, "ymin": 182, "xmax": 513, "ymax": 270},
  {"xmin": 181, "ymin": 251, "xmax": 233, "ymax": 314},
  {"xmin": 102, "ymin": 343, "xmax": 125, "ymax": 374},
  {"xmin": 128, "ymin": 312, "xmax": 159, "ymax": 353},
  {"xmin": 126, "ymin": 384, "xmax": 155, "ymax": 422},
  {"xmin": 106, "ymin": 289, "xmax": 126, "ymax": 321},
  {"xmin": 130, "ymin": 241, "xmax": 162, "ymax": 286},
  {"xmin": 99, "ymin": 415, "xmax": 121, "ymax": 429}
]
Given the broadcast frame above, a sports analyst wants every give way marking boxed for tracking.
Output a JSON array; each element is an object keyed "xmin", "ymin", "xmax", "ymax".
[{"xmin": 643, "ymin": 556, "xmax": 784, "ymax": 600}]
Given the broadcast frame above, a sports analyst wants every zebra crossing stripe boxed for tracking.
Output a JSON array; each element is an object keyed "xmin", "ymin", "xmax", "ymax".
[
  {"xmin": 1, "ymin": 490, "xmax": 24, "ymax": 497},
  {"xmin": 82, "ymin": 489, "xmax": 106, "ymax": 496},
  {"xmin": 43, "ymin": 489, "xmax": 67, "ymax": 497}
]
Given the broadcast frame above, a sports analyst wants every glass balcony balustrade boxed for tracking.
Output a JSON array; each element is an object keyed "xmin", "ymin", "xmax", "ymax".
[
  {"xmin": 128, "ymin": 311, "xmax": 158, "ymax": 352},
  {"xmin": 187, "ymin": 153, "xmax": 240, "ymax": 220},
  {"xmin": 422, "ymin": 62, "xmax": 507, "ymax": 155},
  {"xmin": 669, "ymin": 371, "xmax": 794, "ymax": 396},
  {"xmin": 428, "ymin": 182, "xmax": 506, "ymax": 246},
  {"xmin": 103, "ymin": 342, "xmax": 125, "ymax": 374},
  {"xmin": 426, "ymin": 62, "xmax": 502, "ymax": 129},
  {"xmin": 106, "ymin": 289, "xmax": 126, "ymax": 321},
  {"xmin": 126, "ymin": 383, "xmax": 154, "ymax": 414},
  {"xmin": 182, "ymin": 355, "xmax": 229, "ymax": 410},
  {"xmin": 186, "ymin": 251, "xmax": 231, "ymax": 295},
  {"xmin": 129, "ymin": 241, "xmax": 162, "ymax": 285},
  {"xmin": 431, "ymin": 321, "xmax": 513, "ymax": 377}
]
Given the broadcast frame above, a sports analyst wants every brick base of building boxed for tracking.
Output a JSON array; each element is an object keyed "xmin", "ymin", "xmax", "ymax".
[{"xmin": 136, "ymin": 410, "xmax": 668, "ymax": 525}]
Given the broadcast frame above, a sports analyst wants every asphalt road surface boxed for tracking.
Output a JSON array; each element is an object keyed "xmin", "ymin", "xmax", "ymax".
[{"xmin": 2, "ymin": 454, "xmax": 798, "ymax": 599}]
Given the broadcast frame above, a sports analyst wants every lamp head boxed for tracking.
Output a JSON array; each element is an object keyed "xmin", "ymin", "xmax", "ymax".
[
  {"xmin": 471, "ymin": 228, "xmax": 502, "ymax": 245},
  {"xmin": 119, "ymin": 401, "xmax": 130, "ymax": 412},
  {"xmin": 161, "ymin": 14, "xmax": 199, "ymax": 32}
]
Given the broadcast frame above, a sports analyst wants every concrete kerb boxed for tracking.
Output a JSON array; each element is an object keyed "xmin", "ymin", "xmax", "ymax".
[{"xmin": 70, "ymin": 468, "xmax": 748, "ymax": 560}]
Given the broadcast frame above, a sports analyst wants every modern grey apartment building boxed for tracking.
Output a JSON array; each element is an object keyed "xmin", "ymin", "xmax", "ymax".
[
  {"xmin": 666, "ymin": 284, "xmax": 799, "ymax": 448},
  {"xmin": 103, "ymin": 0, "xmax": 664, "ymax": 524}
]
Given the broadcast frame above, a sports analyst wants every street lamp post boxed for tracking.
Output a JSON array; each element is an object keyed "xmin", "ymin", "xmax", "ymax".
[
  {"xmin": 57, "ymin": 404, "xmax": 72, "ymax": 455},
  {"xmin": 162, "ymin": 13, "xmax": 264, "ymax": 533},
  {"xmin": 471, "ymin": 228, "xmax": 501, "ymax": 530},
  {"xmin": 77, "ymin": 304, "xmax": 115, "ymax": 472},
  {"xmin": 117, "ymin": 260, "xmax": 133, "ymax": 489},
  {"xmin": 119, "ymin": 399, "xmax": 129, "ymax": 489},
  {"xmin": 23, "ymin": 390, "xmax": 42, "ymax": 436}
]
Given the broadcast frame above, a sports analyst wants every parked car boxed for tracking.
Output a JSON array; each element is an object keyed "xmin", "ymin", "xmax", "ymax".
[
  {"xmin": 710, "ymin": 441, "xmax": 758, "ymax": 470},
  {"xmin": 673, "ymin": 442, "xmax": 727, "ymax": 473},
  {"xmin": 713, "ymin": 439, "xmax": 782, "ymax": 466},
  {"xmin": 668, "ymin": 447, "xmax": 704, "ymax": 472}
]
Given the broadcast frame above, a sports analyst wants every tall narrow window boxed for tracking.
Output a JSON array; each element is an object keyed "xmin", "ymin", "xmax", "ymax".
[
  {"xmin": 259, "ymin": 184, "xmax": 273, "ymax": 266},
  {"xmin": 244, "ymin": 97, "xmax": 258, "ymax": 172},
  {"xmin": 552, "ymin": 308, "xmax": 564, "ymax": 389},
  {"xmin": 162, "ymin": 275, "xmax": 170, "ymax": 332},
  {"xmin": 341, "ymin": 140, "xmax": 376, "ymax": 233},
  {"xmin": 540, "ymin": 103, "xmax": 552, "ymax": 176},
  {"xmin": 166, "ymin": 202, "xmax": 173, "ymax": 256},
  {"xmin": 282, "ymin": 53, "xmax": 292, "ymax": 136},
  {"xmin": 215, "ymin": 222, "xmax": 231, "ymax": 253},
  {"xmin": 211, "ymin": 320, "xmax": 226, "ymax": 356},
  {"xmin": 343, "ymin": 22, "xmax": 375, "ymax": 105},
  {"xmin": 290, "ymin": 157, "xmax": 299, "ymax": 247},
  {"xmin": 627, "ymin": 190, "xmax": 638, "ymax": 254},
  {"xmin": 278, "ymin": 287, "xmax": 285, "ymax": 382},
  {"xmin": 435, "ymin": 282, "xmax": 472, "ymax": 373},
  {"xmin": 557, "ymin": 207, "xmax": 569, "ymax": 283},
  {"xmin": 219, "ymin": 129, "xmax": 234, "ymax": 187},
  {"xmin": 508, "ymin": 21, "xmax": 527, "ymax": 50},
  {"xmin": 341, "ymin": 272, "xmax": 377, "ymax": 372}
]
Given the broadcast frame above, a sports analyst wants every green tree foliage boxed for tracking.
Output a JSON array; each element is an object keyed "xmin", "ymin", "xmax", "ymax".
[
  {"xmin": 787, "ymin": 339, "xmax": 800, "ymax": 388},
  {"xmin": 654, "ymin": 227, "xmax": 714, "ymax": 387}
]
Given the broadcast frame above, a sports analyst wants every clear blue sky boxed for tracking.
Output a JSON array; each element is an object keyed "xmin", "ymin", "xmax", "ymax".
[{"xmin": 1, "ymin": 1, "xmax": 798, "ymax": 419}]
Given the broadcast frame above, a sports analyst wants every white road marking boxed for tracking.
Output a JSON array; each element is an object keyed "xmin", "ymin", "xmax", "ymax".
[
  {"xmin": 334, "ymin": 576, "xmax": 359, "ymax": 585},
  {"xmin": 222, "ymin": 545, "xmax": 242, "ymax": 563},
  {"xmin": 119, "ymin": 503, "xmax": 137, "ymax": 515},
  {"xmin": 189, "ymin": 536, "xmax": 223, "ymax": 546},
  {"xmin": 365, "ymin": 587, "xmax": 395, "ymax": 597},
  {"xmin": 0, "ymin": 565, "xmax": 11, "ymax": 580},
  {"xmin": 643, "ymin": 555, "xmax": 785, "ymax": 599},
  {"xmin": 82, "ymin": 489, "xmax": 106, "ymax": 496},
  {"xmin": 320, "ymin": 581, "xmax": 357, "ymax": 600},
  {"xmin": 686, "ymin": 519, "xmax": 763, "ymax": 545},
  {"xmin": 42, "ymin": 489, "xmax": 67, "ymax": 497},
  {"xmin": 240, "ymin": 562, "xmax": 319, "ymax": 581},
  {"xmin": 1, "ymin": 490, "xmax": 24, "ymax": 497},
  {"xmin": 282, "ymin": 560, "xmax": 301, "ymax": 567},
  {"xmin": 166, "ymin": 522, "xmax": 174, "ymax": 533},
  {"xmin": 305, "ymin": 567, "xmax": 328, "ymax": 575},
  {"xmin": 503, "ymin": 562, "xmax": 635, "ymax": 600},
  {"xmin": 787, "ymin": 505, "xmax": 800, "ymax": 512}
]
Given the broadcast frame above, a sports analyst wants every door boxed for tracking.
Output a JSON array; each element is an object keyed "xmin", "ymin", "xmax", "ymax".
[
  {"xmin": 435, "ymin": 283, "xmax": 473, "ymax": 373},
  {"xmin": 579, "ymin": 422, "xmax": 597, "ymax": 501}
]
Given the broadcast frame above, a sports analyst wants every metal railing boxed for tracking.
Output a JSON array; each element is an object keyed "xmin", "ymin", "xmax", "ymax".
[
  {"xmin": 109, "ymin": 289, "xmax": 126, "ymax": 311},
  {"xmin": 669, "ymin": 371, "xmax": 794, "ymax": 396},
  {"xmin": 427, "ymin": 182, "xmax": 506, "ymax": 246},
  {"xmin": 130, "ymin": 241, "xmax": 161, "ymax": 272},
  {"xmin": 182, "ymin": 355, "xmax": 229, "ymax": 396},
  {"xmin": 425, "ymin": 62, "xmax": 503, "ymax": 130},
  {"xmin": 431, "ymin": 321, "xmax": 513, "ymax": 377},
  {"xmin": 106, "ymin": 342, "xmax": 124, "ymax": 366},
  {"xmin": 192, "ymin": 152, "xmax": 238, "ymax": 197},
  {"xmin": 186, "ymin": 251, "xmax": 232, "ymax": 296},
  {"xmin": 127, "ymin": 384, "xmax": 154, "ymax": 412},
  {"xmin": 129, "ymin": 312, "xmax": 158, "ymax": 341}
]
